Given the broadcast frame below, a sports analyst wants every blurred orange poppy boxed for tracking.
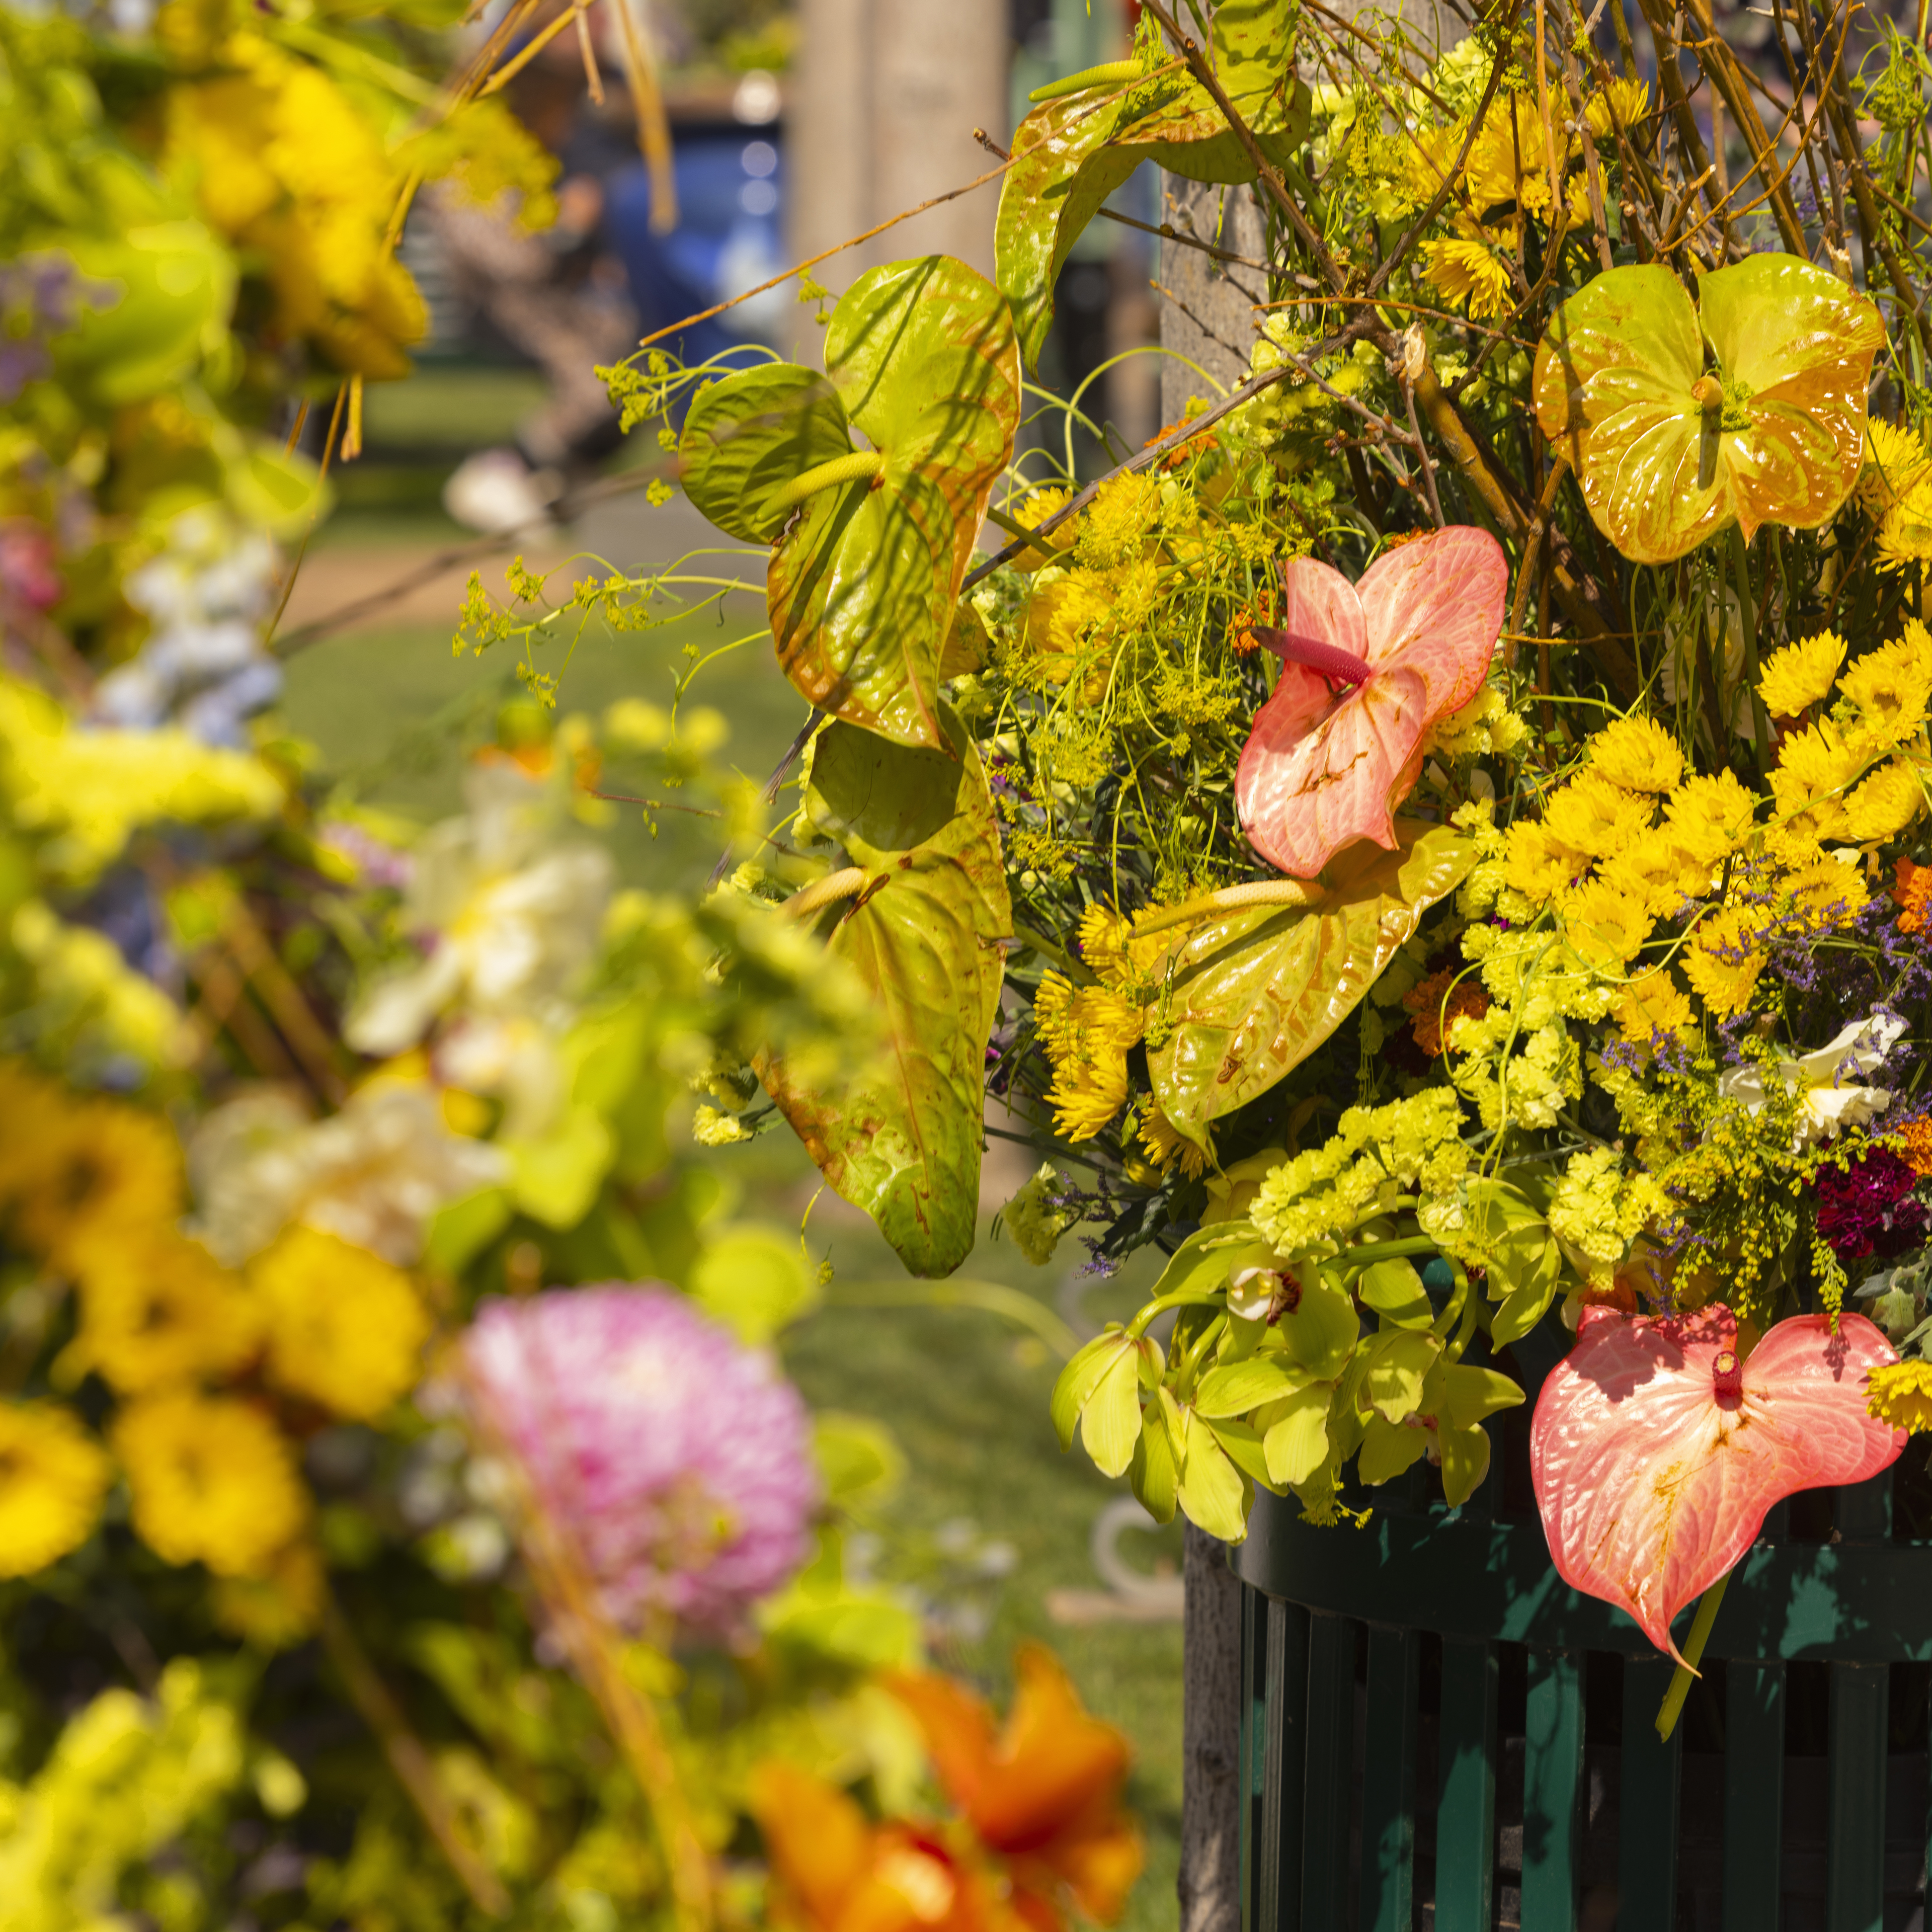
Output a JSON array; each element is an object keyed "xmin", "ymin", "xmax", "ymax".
[{"xmin": 886, "ymin": 1644, "xmax": 1144, "ymax": 1930}]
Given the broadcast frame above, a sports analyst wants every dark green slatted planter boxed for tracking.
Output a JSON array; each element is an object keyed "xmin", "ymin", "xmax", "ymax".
[{"xmin": 1233, "ymin": 1459, "xmax": 1932, "ymax": 1931}]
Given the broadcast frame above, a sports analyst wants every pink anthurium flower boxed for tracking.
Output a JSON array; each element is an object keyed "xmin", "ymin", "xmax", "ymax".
[
  {"xmin": 1531, "ymin": 1304, "xmax": 1904, "ymax": 1663},
  {"xmin": 1236, "ymin": 526, "xmax": 1507, "ymax": 879}
]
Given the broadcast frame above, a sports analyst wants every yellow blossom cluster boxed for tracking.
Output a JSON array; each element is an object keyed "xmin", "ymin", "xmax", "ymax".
[
  {"xmin": 1032, "ymin": 973, "xmax": 1143, "ymax": 1140},
  {"xmin": 1861, "ymin": 419, "xmax": 1932, "ymax": 577}
]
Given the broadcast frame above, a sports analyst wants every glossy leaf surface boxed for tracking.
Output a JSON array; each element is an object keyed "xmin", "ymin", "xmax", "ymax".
[
  {"xmin": 1236, "ymin": 527, "xmax": 1505, "ymax": 879},
  {"xmin": 756, "ymin": 710, "xmax": 1010, "ymax": 1276},
  {"xmin": 677, "ymin": 365, "xmax": 850, "ymax": 543},
  {"xmin": 680, "ymin": 258, "xmax": 1019, "ymax": 749},
  {"xmin": 1147, "ymin": 820, "xmax": 1476, "ymax": 1142},
  {"xmin": 1531, "ymin": 1305, "xmax": 1903, "ymax": 1662},
  {"xmin": 995, "ymin": 0, "xmax": 1305, "ymax": 367},
  {"xmin": 1533, "ymin": 254, "xmax": 1882, "ymax": 564}
]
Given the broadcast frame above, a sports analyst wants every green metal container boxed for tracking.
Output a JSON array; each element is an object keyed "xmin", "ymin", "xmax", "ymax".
[{"xmin": 1233, "ymin": 1440, "xmax": 1932, "ymax": 1930}]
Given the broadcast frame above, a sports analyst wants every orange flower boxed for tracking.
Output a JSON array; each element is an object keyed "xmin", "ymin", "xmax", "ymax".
[
  {"xmin": 752, "ymin": 1761, "xmax": 1015, "ymax": 1932},
  {"xmin": 1403, "ymin": 967, "xmax": 1489, "ymax": 1058},
  {"xmin": 1897, "ymin": 1117, "xmax": 1932, "ymax": 1179},
  {"xmin": 887, "ymin": 1645, "xmax": 1143, "ymax": 1930},
  {"xmin": 1895, "ymin": 855, "xmax": 1932, "ymax": 934}
]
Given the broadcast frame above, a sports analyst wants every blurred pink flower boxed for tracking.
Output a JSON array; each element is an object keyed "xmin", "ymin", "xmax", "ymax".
[{"xmin": 464, "ymin": 1285, "xmax": 818, "ymax": 1639}]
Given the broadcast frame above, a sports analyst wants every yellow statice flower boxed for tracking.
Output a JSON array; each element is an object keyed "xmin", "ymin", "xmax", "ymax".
[
  {"xmin": 1860, "ymin": 419, "xmax": 1932, "ymax": 512},
  {"xmin": 1843, "ymin": 759, "xmax": 1925, "ymax": 840},
  {"xmin": 1548, "ymin": 1147, "xmax": 1671, "ymax": 1271},
  {"xmin": 1869, "ymin": 1359, "xmax": 1932, "ymax": 1431},
  {"xmin": 1001, "ymin": 1163, "xmax": 1074, "ymax": 1266},
  {"xmin": 1840, "ymin": 622, "xmax": 1932, "ymax": 748},
  {"xmin": 67, "ymin": 1234, "xmax": 261, "ymax": 1394},
  {"xmin": 1769, "ymin": 718, "xmax": 1864, "ymax": 840},
  {"xmin": 0, "ymin": 1084, "xmax": 182, "ymax": 1274},
  {"xmin": 1073, "ymin": 472, "xmax": 1161, "ymax": 569},
  {"xmin": 1541, "ymin": 773, "xmax": 1654, "ymax": 863},
  {"xmin": 114, "ymin": 1391, "xmax": 306, "ymax": 1578},
  {"xmin": 0, "ymin": 1402, "xmax": 111, "ymax": 1577},
  {"xmin": 251, "ymin": 1225, "xmax": 429, "ymax": 1421},
  {"xmin": 1032, "ymin": 973, "xmax": 1142, "ymax": 1140},
  {"xmin": 1615, "ymin": 969, "xmax": 1695, "ymax": 1048},
  {"xmin": 1756, "ymin": 630, "xmax": 1846, "ymax": 717},
  {"xmin": 1663, "ymin": 770, "xmax": 1757, "ymax": 866},
  {"xmin": 1587, "ymin": 714, "xmax": 1681, "ymax": 794},
  {"xmin": 1140, "ymin": 1103, "xmax": 1210, "ymax": 1178},
  {"xmin": 0, "ymin": 675, "xmax": 282, "ymax": 883},
  {"xmin": 1682, "ymin": 906, "xmax": 1765, "ymax": 1017}
]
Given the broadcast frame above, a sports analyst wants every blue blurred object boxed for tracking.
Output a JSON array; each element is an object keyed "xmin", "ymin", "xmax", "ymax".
[{"xmin": 604, "ymin": 127, "xmax": 787, "ymax": 372}]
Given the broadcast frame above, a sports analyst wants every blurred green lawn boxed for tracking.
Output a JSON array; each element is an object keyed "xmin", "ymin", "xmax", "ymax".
[{"xmin": 278, "ymin": 364, "xmax": 1186, "ymax": 1928}]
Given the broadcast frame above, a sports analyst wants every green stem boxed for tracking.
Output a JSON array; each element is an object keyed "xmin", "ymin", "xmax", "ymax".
[
  {"xmin": 1126, "ymin": 1285, "xmax": 1229, "ymax": 1339},
  {"xmin": 1334, "ymin": 1236, "xmax": 1441, "ymax": 1269},
  {"xmin": 1730, "ymin": 525, "xmax": 1771, "ymax": 780},
  {"xmin": 824, "ymin": 1279, "xmax": 1082, "ymax": 1360},
  {"xmin": 1655, "ymin": 1569, "xmax": 1732, "ymax": 1741},
  {"xmin": 1028, "ymin": 59, "xmax": 1142, "ymax": 102},
  {"xmin": 769, "ymin": 449, "xmax": 884, "ymax": 513},
  {"xmin": 1176, "ymin": 1312, "xmax": 1227, "ymax": 1399}
]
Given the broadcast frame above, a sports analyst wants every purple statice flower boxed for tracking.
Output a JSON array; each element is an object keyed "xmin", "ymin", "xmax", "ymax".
[
  {"xmin": 1816, "ymin": 1148, "xmax": 1929, "ymax": 1264},
  {"xmin": 464, "ymin": 1285, "xmax": 818, "ymax": 1640}
]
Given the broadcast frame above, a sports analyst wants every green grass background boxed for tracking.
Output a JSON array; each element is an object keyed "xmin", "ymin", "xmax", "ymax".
[{"xmin": 280, "ymin": 368, "xmax": 1187, "ymax": 1929}]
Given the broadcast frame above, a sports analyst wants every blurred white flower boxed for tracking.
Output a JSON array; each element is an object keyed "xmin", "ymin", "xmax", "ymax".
[
  {"xmin": 347, "ymin": 762, "xmax": 612, "ymax": 1057},
  {"xmin": 189, "ymin": 1079, "xmax": 506, "ymax": 1265},
  {"xmin": 1717, "ymin": 1012, "xmax": 1908, "ymax": 1148}
]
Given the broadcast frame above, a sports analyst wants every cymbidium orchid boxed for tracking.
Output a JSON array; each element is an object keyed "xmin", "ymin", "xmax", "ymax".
[
  {"xmin": 1235, "ymin": 526, "xmax": 1506, "ymax": 879},
  {"xmin": 1531, "ymin": 1304, "xmax": 1903, "ymax": 1662}
]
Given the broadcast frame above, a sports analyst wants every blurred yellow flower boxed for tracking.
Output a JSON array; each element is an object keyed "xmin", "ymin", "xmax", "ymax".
[
  {"xmin": 68, "ymin": 1234, "xmax": 261, "ymax": 1394},
  {"xmin": 1868, "ymin": 1359, "xmax": 1932, "ymax": 1431},
  {"xmin": 251, "ymin": 1225, "xmax": 429, "ymax": 1420},
  {"xmin": 0, "ymin": 1083, "xmax": 181, "ymax": 1274},
  {"xmin": 212, "ymin": 1539, "xmax": 325, "ymax": 1650},
  {"xmin": 1587, "ymin": 715, "xmax": 1681, "ymax": 795},
  {"xmin": 114, "ymin": 1392, "xmax": 305, "ymax": 1578},
  {"xmin": 1756, "ymin": 630, "xmax": 1845, "ymax": 717},
  {"xmin": 0, "ymin": 1402, "xmax": 111, "ymax": 1577}
]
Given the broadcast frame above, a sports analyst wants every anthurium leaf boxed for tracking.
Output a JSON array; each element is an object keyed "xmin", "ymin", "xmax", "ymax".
[
  {"xmin": 755, "ymin": 709, "xmax": 1010, "ymax": 1277},
  {"xmin": 1147, "ymin": 820, "xmax": 1475, "ymax": 1142},
  {"xmin": 1358, "ymin": 1257, "xmax": 1433, "ymax": 1330},
  {"xmin": 1533, "ymin": 254, "xmax": 1883, "ymax": 565},
  {"xmin": 678, "ymin": 364, "xmax": 852, "ymax": 543},
  {"xmin": 767, "ymin": 256, "xmax": 1020, "ymax": 749},
  {"xmin": 1260, "ymin": 1381, "xmax": 1333, "ymax": 1487},
  {"xmin": 1194, "ymin": 1353, "xmax": 1315, "ymax": 1419},
  {"xmin": 995, "ymin": 0, "xmax": 1307, "ymax": 368}
]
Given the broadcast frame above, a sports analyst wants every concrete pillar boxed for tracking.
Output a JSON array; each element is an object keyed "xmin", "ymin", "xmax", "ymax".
[{"xmin": 787, "ymin": 0, "xmax": 1007, "ymax": 345}]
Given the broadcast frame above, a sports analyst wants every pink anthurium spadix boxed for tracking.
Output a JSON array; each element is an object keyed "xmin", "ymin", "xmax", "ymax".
[
  {"xmin": 1531, "ymin": 1304, "xmax": 1904, "ymax": 1663},
  {"xmin": 1235, "ymin": 526, "xmax": 1506, "ymax": 880}
]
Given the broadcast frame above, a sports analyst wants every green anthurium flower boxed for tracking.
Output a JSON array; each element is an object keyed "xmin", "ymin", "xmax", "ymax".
[{"xmin": 1533, "ymin": 253, "xmax": 1883, "ymax": 564}]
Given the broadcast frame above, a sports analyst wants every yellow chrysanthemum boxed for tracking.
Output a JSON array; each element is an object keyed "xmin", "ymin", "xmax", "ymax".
[
  {"xmin": 68, "ymin": 1234, "xmax": 262, "ymax": 1394},
  {"xmin": 0, "ymin": 1092, "xmax": 182, "ymax": 1273},
  {"xmin": 1502, "ymin": 821, "xmax": 1587, "ymax": 905},
  {"xmin": 1033, "ymin": 973, "xmax": 1142, "ymax": 1141},
  {"xmin": 1840, "ymin": 622, "xmax": 1932, "ymax": 748},
  {"xmin": 1073, "ymin": 472, "xmax": 1161, "ymax": 570},
  {"xmin": 1541, "ymin": 774, "xmax": 1654, "ymax": 863},
  {"xmin": 1078, "ymin": 904, "xmax": 1176, "ymax": 994},
  {"xmin": 1587, "ymin": 715, "xmax": 1681, "ymax": 795},
  {"xmin": 1860, "ymin": 419, "xmax": 1932, "ymax": 512},
  {"xmin": 0, "ymin": 1401, "xmax": 111, "ymax": 1577},
  {"xmin": 1559, "ymin": 880, "xmax": 1654, "ymax": 964},
  {"xmin": 114, "ymin": 1392, "xmax": 306, "ymax": 1578},
  {"xmin": 1596, "ymin": 841, "xmax": 1709, "ymax": 919},
  {"xmin": 1662, "ymin": 770, "xmax": 1757, "ymax": 867},
  {"xmin": 1779, "ymin": 853, "xmax": 1869, "ymax": 931},
  {"xmin": 1615, "ymin": 969, "xmax": 1695, "ymax": 1048},
  {"xmin": 1769, "ymin": 718, "xmax": 1864, "ymax": 839},
  {"xmin": 1867, "ymin": 1359, "xmax": 1932, "ymax": 1432},
  {"xmin": 251, "ymin": 1225, "xmax": 429, "ymax": 1421},
  {"xmin": 1011, "ymin": 486, "xmax": 1074, "ymax": 568},
  {"xmin": 1584, "ymin": 78, "xmax": 1650, "ymax": 140},
  {"xmin": 1140, "ymin": 1104, "xmax": 1210, "ymax": 1179},
  {"xmin": 1843, "ymin": 759, "xmax": 1925, "ymax": 841},
  {"xmin": 1756, "ymin": 631, "xmax": 1846, "ymax": 718},
  {"xmin": 1023, "ymin": 568, "xmax": 1118, "ymax": 698},
  {"xmin": 1877, "ymin": 474, "xmax": 1932, "ymax": 577},
  {"xmin": 1682, "ymin": 906, "xmax": 1765, "ymax": 1018},
  {"xmin": 1418, "ymin": 235, "xmax": 1516, "ymax": 320}
]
